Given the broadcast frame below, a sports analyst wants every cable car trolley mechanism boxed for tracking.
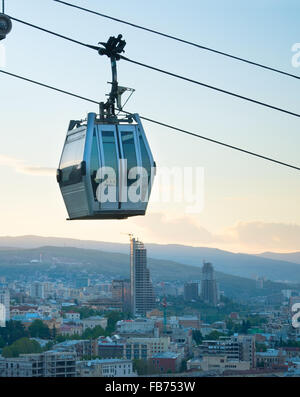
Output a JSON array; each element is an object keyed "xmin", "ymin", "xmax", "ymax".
[{"xmin": 57, "ymin": 35, "xmax": 156, "ymax": 220}]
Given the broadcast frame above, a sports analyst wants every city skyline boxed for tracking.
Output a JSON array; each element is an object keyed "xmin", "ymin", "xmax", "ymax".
[{"xmin": 0, "ymin": 223, "xmax": 299, "ymax": 378}]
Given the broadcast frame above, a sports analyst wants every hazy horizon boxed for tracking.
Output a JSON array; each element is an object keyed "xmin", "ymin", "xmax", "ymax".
[{"xmin": 0, "ymin": 233, "xmax": 298, "ymax": 256}]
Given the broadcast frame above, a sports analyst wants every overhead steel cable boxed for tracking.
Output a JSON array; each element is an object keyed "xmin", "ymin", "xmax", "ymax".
[
  {"xmin": 53, "ymin": 0, "xmax": 300, "ymax": 81},
  {"xmin": 120, "ymin": 55, "xmax": 300, "ymax": 119},
  {"xmin": 135, "ymin": 115, "xmax": 300, "ymax": 172},
  {"xmin": 0, "ymin": 68, "xmax": 299, "ymax": 172},
  {"xmin": 0, "ymin": 69, "xmax": 99, "ymax": 104},
  {"xmin": 7, "ymin": 15, "xmax": 300, "ymax": 119},
  {"xmin": 8, "ymin": 15, "xmax": 92, "ymax": 49}
]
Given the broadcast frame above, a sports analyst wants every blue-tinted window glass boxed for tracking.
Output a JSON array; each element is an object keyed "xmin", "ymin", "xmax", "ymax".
[
  {"xmin": 90, "ymin": 129, "xmax": 100, "ymax": 200},
  {"xmin": 121, "ymin": 131, "xmax": 137, "ymax": 187},
  {"xmin": 102, "ymin": 131, "xmax": 118, "ymax": 184},
  {"xmin": 139, "ymin": 131, "xmax": 151, "ymax": 185},
  {"xmin": 60, "ymin": 129, "xmax": 86, "ymax": 186}
]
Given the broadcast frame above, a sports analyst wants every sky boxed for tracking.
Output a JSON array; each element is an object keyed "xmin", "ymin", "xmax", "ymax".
[{"xmin": 0, "ymin": 0, "xmax": 300, "ymax": 253}]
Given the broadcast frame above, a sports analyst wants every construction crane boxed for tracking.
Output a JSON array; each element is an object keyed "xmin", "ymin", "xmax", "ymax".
[
  {"xmin": 162, "ymin": 296, "xmax": 167, "ymax": 334},
  {"xmin": 160, "ymin": 282, "xmax": 168, "ymax": 334},
  {"xmin": 120, "ymin": 232, "xmax": 134, "ymax": 241}
]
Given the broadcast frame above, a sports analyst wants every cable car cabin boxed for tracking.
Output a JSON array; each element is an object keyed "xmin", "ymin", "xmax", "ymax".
[{"xmin": 56, "ymin": 112, "xmax": 156, "ymax": 220}]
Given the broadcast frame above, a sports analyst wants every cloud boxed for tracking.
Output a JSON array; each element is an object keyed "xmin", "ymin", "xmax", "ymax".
[
  {"xmin": 132, "ymin": 214, "xmax": 300, "ymax": 251},
  {"xmin": 20, "ymin": 166, "xmax": 56, "ymax": 176},
  {"xmin": 132, "ymin": 212, "xmax": 216, "ymax": 244},
  {"xmin": 0, "ymin": 155, "xmax": 55, "ymax": 176},
  {"xmin": 224, "ymin": 221, "xmax": 300, "ymax": 251}
]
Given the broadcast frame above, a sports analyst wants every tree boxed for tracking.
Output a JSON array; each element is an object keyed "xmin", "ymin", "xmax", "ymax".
[
  {"xmin": 180, "ymin": 359, "xmax": 188, "ymax": 373},
  {"xmin": 51, "ymin": 326, "xmax": 57, "ymax": 340},
  {"xmin": 82, "ymin": 354, "xmax": 98, "ymax": 360},
  {"xmin": 239, "ymin": 320, "xmax": 251, "ymax": 334},
  {"xmin": 44, "ymin": 341, "xmax": 54, "ymax": 351},
  {"xmin": 192, "ymin": 330, "xmax": 203, "ymax": 345},
  {"xmin": 133, "ymin": 359, "xmax": 157, "ymax": 375},
  {"xmin": 255, "ymin": 342, "xmax": 267, "ymax": 352},
  {"xmin": 226, "ymin": 318, "xmax": 234, "ymax": 331},
  {"xmin": 204, "ymin": 330, "xmax": 226, "ymax": 340},
  {"xmin": 82, "ymin": 325, "xmax": 106, "ymax": 339},
  {"xmin": 0, "ymin": 335, "xmax": 5, "ymax": 348},
  {"xmin": 123, "ymin": 311, "xmax": 133, "ymax": 320},
  {"xmin": 105, "ymin": 311, "xmax": 124, "ymax": 335},
  {"xmin": 55, "ymin": 334, "xmax": 68, "ymax": 343},
  {"xmin": 2, "ymin": 337, "xmax": 42, "ymax": 357},
  {"xmin": 61, "ymin": 306, "xmax": 104, "ymax": 319},
  {"xmin": 0, "ymin": 320, "xmax": 28, "ymax": 346},
  {"xmin": 28, "ymin": 320, "xmax": 51, "ymax": 339},
  {"xmin": 278, "ymin": 340, "xmax": 300, "ymax": 348}
]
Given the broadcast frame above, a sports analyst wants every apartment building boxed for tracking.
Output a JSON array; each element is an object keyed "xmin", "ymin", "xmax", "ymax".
[
  {"xmin": 0, "ymin": 351, "xmax": 76, "ymax": 377},
  {"xmin": 187, "ymin": 355, "xmax": 250, "ymax": 373},
  {"xmin": 0, "ymin": 288, "xmax": 10, "ymax": 323},
  {"xmin": 116, "ymin": 318, "xmax": 155, "ymax": 335},
  {"xmin": 53, "ymin": 340, "xmax": 93, "ymax": 359},
  {"xmin": 82, "ymin": 316, "xmax": 107, "ymax": 332},
  {"xmin": 197, "ymin": 334, "xmax": 256, "ymax": 368},
  {"xmin": 124, "ymin": 336, "xmax": 170, "ymax": 360},
  {"xmin": 256, "ymin": 349, "xmax": 287, "ymax": 369},
  {"xmin": 77, "ymin": 359, "xmax": 135, "ymax": 377}
]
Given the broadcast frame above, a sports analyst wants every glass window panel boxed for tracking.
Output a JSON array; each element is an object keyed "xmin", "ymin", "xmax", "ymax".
[
  {"xmin": 60, "ymin": 130, "xmax": 86, "ymax": 186},
  {"xmin": 121, "ymin": 130, "xmax": 137, "ymax": 187},
  {"xmin": 90, "ymin": 129, "xmax": 100, "ymax": 200},
  {"xmin": 139, "ymin": 131, "xmax": 151, "ymax": 186},
  {"xmin": 102, "ymin": 130, "xmax": 118, "ymax": 185}
]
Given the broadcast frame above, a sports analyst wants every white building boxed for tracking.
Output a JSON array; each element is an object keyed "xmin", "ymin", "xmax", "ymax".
[
  {"xmin": 116, "ymin": 318, "xmax": 155, "ymax": 334},
  {"xmin": 30, "ymin": 282, "xmax": 45, "ymax": 299},
  {"xmin": 0, "ymin": 288, "xmax": 10, "ymax": 323},
  {"xmin": 43, "ymin": 282, "xmax": 54, "ymax": 298},
  {"xmin": 77, "ymin": 359, "xmax": 136, "ymax": 377},
  {"xmin": 82, "ymin": 316, "xmax": 107, "ymax": 331},
  {"xmin": 187, "ymin": 355, "xmax": 250, "ymax": 373},
  {"xmin": 124, "ymin": 336, "xmax": 170, "ymax": 360},
  {"xmin": 0, "ymin": 351, "xmax": 76, "ymax": 377},
  {"xmin": 65, "ymin": 311, "xmax": 81, "ymax": 321}
]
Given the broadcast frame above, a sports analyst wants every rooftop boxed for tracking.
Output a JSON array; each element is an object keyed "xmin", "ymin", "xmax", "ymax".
[
  {"xmin": 79, "ymin": 359, "xmax": 131, "ymax": 365},
  {"xmin": 256, "ymin": 349, "xmax": 286, "ymax": 357},
  {"xmin": 55, "ymin": 340, "xmax": 89, "ymax": 347},
  {"xmin": 83, "ymin": 316, "xmax": 105, "ymax": 321},
  {"xmin": 152, "ymin": 352, "xmax": 180, "ymax": 359}
]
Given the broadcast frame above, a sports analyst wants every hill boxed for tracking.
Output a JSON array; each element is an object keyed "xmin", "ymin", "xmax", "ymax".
[
  {"xmin": 0, "ymin": 236, "xmax": 299, "ymax": 282},
  {"xmin": 0, "ymin": 245, "xmax": 293, "ymax": 300},
  {"xmin": 258, "ymin": 251, "xmax": 300, "ymax": 265}
]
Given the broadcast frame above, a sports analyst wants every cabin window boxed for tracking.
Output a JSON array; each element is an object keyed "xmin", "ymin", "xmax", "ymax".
[
  {"xmin": 138, "ymin": 129, "xmax": 152, "ymax": 202},
  {"xmin": 90, "ymin": 129, "xmax": 100, "ymax": 200},
  {"xmin": 120, "ymin": 130, "xmax": 137, "ymax": 187},
  {"xmin": 102, "ymin": 130, "xmax": 119, "ymax": 186},
  {"xmin": 60, "ymin": 130, "xmax": 86, "ymax": 186}
]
